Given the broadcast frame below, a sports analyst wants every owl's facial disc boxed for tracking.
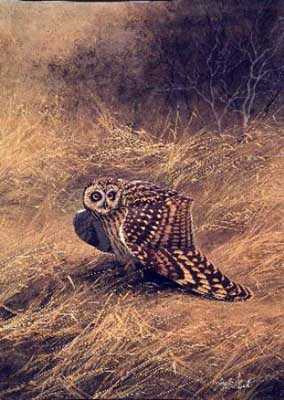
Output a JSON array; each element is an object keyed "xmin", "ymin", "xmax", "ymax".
[{"xmin": 83, "ymin": 183, "xmax": 121, "ymax": 215}]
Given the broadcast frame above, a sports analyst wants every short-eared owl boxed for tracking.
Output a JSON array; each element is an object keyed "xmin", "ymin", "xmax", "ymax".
[{"xmin": 73, "ymin": 177, "xmax": 252, "ymax": 302}]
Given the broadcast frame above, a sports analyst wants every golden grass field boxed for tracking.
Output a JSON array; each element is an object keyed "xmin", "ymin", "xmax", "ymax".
[{"xmin": 0, "ymin": 2, "xmax": 283, "ymax": 399}]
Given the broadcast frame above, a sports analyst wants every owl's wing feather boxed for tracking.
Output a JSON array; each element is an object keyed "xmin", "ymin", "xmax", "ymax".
[
  {"xmin": 123, "ymin": 201, "xmax": 252, "ymax": 301},
  {"xmin": 147, "ymin": 247, "xmax": 253, "ymax": 301},
  {"xmin": 123, "ymin": 196, "xmax": 194, "ymax": 252}
]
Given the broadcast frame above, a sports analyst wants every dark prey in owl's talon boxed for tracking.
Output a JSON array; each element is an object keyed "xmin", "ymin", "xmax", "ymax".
[
  {"xmin": 73, "ymin": 209, "xmax": 113, "ymax": 253},
  {"xmin": 73, "ymin": 176, "xmax": 253, "ymax": 302}
]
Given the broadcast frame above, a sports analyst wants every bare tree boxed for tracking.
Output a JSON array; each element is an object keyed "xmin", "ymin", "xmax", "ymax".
[
  {"xmin": 237, "ymin": 21, "xmax": 284, "ymax": 137},
  {"xmin": 185, "ymin": 2, "xmax": 284, "ymax": 138}
]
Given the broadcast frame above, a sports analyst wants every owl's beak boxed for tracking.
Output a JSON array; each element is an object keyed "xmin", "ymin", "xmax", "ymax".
[{"xmin": 102, "ymin": 200, "xmax": 108, "ymax": 209}]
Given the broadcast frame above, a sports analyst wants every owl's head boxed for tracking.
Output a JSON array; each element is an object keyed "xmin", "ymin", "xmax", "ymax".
[{"xmin": 83, "ymin": 177, "xmax": 125, "ymax": 215}]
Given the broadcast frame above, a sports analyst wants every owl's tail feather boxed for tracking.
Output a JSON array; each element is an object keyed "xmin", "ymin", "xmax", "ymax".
[{"xmin": 151, "ymin": 248, "xmax": 253, "ymax": 302}]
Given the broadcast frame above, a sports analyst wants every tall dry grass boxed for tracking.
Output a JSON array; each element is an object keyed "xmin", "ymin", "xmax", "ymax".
[
  {"xmin": 1, "ymin": 98, "xmax": 283, "ymax": 398},
  {"xmin": 0, "ymin": 2, "xmax": 284, "ymax": 399}
]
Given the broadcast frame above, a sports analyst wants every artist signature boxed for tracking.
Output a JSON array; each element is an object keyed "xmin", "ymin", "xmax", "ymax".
[{"xmin": 215, "ymin": 374, "xmax": 255, "ymax": 391}]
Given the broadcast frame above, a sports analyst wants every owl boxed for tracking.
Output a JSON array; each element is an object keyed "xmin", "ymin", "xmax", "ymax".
[{"xmin": 73, "ymin": 177, "xmax": 253, "ymax": 302}]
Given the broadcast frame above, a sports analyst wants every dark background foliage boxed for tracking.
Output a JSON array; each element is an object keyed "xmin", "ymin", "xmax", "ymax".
[{"xmin": 42, "ymin": 0, "xmax": 283, "ymax": 135}]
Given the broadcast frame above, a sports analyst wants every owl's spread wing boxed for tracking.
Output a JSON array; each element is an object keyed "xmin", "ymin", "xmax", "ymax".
[
  {"xmin": 124, "ymin": 236, "xmax": 252, "ymax": 302},
  {"xmin": 123, "ymin": 196, "xmax": 194, "ymax": 253},
  {"xmin": 122, "ymin": 200, "xmax": 252, "ymax": 302},
  {"xmin": 147, "ymin": 247, "xmax": 253, "ymax": 302}
]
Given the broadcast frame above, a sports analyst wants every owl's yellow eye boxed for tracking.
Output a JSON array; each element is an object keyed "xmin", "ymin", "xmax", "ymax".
[
  {"xmin": 107, "ymin": 190, "xmax": 117, "ymax": 201},
  {"xmin": 91, "ymin": 191, "xmax": 102, "ymax": 202}
]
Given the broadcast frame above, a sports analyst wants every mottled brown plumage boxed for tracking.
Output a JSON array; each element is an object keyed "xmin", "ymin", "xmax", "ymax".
[{"xmin": 79, "ymin": 177, "xmax": 252, "ymax": 302}]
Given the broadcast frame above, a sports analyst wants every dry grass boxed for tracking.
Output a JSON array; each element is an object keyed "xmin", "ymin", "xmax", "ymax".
[
  {"xmin": 0, "ymin": 102, "xmax": 283, "ymax": 399},
  {"xmin": 1, "ymin": 2, "xmax": 284, "ymax": 399}
]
